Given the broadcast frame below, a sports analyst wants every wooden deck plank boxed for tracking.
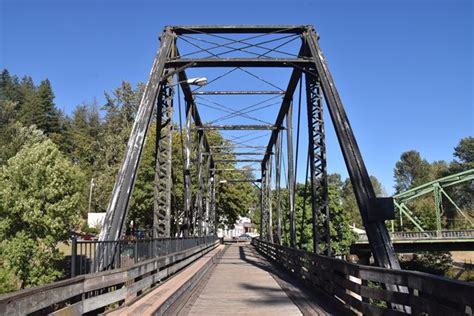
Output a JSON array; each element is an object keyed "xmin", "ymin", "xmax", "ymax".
[{"xmin": 185, "ymin": 243, "xmax": 303, "ymax": 316}]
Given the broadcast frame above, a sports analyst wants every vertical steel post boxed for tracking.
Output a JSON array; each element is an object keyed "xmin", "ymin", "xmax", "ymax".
[
  {"xmin": 204, "ymin": 156, "xmax": 212, "ymax": 235},
  {"xmin": 195, "ymin": 131, "xmax": 204, "ymax": 236},
  {"xmin": 260, "ymin": 169, "xmax": 267, "ymax": 240},
  {"xmin": 210, "ymin": 170, "xmax": 217, "ymax": 235},
  {"xmin": 183, "ymin": 102, "xmax": 193, "ymax": 237},
  {"xmin": 286, "ymin": 102, "xmax": 296, "ymax": 248},
  {"xmin": 70, "ymin": 235, "xmax": 77, "ymax": 277},
  {"xmin": 434, "ymin": 184, "xmax": 442, "ymax": 234},
  {"xmin": 267, "ymin": 156, "xmax": 274, "ymax": 243},
  {"xmin": 153, "ymin": 77, "xmax": 174, "ymax": 238},
  {"xmin": 275, "ymin": 133, "xmax": 282, "ymax": 244},
  {"xmin": 305, "ymin": 73, "xmax": 331, "ymax": 255}
]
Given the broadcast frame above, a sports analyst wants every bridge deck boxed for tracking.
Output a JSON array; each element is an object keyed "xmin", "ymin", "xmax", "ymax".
[{"xmin": 178, "ymin": 242, "xmax": 335, "ymax": 315}]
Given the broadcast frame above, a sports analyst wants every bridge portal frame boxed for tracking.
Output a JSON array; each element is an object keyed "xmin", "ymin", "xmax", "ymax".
[{"xmin": 98, "ymin": 25, "xmax": 401, "ymax": 274}]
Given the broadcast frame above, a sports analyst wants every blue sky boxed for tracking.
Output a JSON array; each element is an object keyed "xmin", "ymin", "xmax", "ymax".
[{"xmin": 1, "ymin": 0, "xmax": 472, "ymax": 194}]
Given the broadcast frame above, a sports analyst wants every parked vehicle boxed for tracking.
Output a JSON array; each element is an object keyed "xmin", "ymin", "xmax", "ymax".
[{"xmin": 238, "ymin": 233, "xmax": 252, "ymax": 240}]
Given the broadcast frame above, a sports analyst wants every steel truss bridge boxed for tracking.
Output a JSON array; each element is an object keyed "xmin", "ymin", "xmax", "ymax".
[
  {"xmin": 353, "ymin": 169, "xmax": 474, "ymax": 254},
  {"xmin": 1, "ymin": 25, "xmax": 472, "ymax": 316},
  {"xmin": 392, "ymin": 169, "xmax": 474, "ymax": 233}
]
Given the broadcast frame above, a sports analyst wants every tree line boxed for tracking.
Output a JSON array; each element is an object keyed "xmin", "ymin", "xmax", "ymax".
[{"xmin": 0, "ymin": 69, "xmax": 471, "ymax": 291}]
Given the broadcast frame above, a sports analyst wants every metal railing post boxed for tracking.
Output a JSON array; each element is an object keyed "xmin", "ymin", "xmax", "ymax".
[
  {"xmin": 70, "ymin": 235, "xmax": 77, "ymax": 278},
  {"xmin": 134, "ymin": 240, "xmax": 138, "ymax": 264}
]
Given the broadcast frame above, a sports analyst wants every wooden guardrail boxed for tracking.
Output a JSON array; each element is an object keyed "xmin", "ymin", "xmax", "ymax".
[
  {"xmin": 252, "ymin": 238, "xmax": 474, "ymax": 316},
  {"xmin": 0, "ymin": 238, "xmax": 220, "ymax": 315}
]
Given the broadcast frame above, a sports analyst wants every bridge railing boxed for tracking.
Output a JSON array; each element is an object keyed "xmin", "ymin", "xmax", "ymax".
[
  {"xmin": 253, "ymin": 238, "xmax": 473, "ymax": 316},
  {"xmin": 356, "ymin": 229, "xmax": 474, "ymax": 242},
  {"xmin": 0, "ymin": 236, "xmax": 219, "ymax": 316},
  {"xmin": 71, "ymin": 236, "xmax": 216, "ymax": 276}
]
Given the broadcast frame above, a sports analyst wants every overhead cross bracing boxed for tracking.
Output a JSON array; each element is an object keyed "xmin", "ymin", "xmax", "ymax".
[{"xmin": 98, "ymin": 25, "xmax": 404, "ymax": 284}]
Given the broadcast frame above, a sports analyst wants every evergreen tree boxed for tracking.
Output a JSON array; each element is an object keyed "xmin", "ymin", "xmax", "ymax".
[
  {"xmin": 0, "ymin": 69, "xmax": 21, "ymax": 103},
  {"xmin": 452, "ymin": 136, "xmax": 474, "ymax": 170},
  {"xmin": 17, "ymin": 76, "xmax": 38, "ymax": 127},
  {"xmin": 394, "ymin": 150, "xmax": 432, "ymax": 193},
  {"xmin": 36, "ymin": 79, "xmax": 60, "ymax": 134},
  {"xmin": 341, "ymin": 175, "xmax": 384, "ymax": 228}
]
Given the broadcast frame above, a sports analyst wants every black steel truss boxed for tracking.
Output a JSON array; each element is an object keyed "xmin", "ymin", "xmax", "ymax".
[
  {"xmin": 153, "ymin": 77, "xmax": 174, "ymax": 238},
  {"xmin": 305, "ymin": 72, "xmax": 330, "ymax": 255},
  {"xmin": 99, "ymin": 25, "xmax": 400, "ymax": 280}
]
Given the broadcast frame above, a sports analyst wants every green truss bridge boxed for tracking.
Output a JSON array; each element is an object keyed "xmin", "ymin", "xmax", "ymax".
[{"xmin": 353, "ymin": 169, "xmax": 474, "ymax": 254}]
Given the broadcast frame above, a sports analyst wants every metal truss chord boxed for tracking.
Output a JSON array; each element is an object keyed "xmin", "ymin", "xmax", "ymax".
[
  {"xmin": 171, "ymin": 25, "xmax": 307, "ymax": 35},
  {"xmin": 196, "ymin": 125, "xmax": 283, "ymax": 131},
  {"xmin": 214, "ymin": 159, "xmax": 261, "ymax": 163},
  {"xmin": 220, "ymin": 179, "xmax": 261, "ymax": 183},
  {"xmin": 166, "ymin": 58, "xmax": 312, "ymax": 68},
  {"xmin": 193, "ymin": 90, "xmax": 285, "ymax": 95}
]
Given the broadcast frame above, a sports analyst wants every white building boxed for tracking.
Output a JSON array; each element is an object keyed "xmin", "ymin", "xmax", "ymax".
[
  {"xmin": 217, "ymin": 216, "xmax": 257, "ymax": 238},
  {"xmin": 87, "ymin": 212, "xmax": 106, "ymax": 229}
]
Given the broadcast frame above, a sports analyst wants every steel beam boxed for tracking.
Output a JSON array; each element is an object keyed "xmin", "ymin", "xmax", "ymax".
[
  {"xmin": 267, "ymin": 157, "xmax": 274, "ymax": 243},
  {"xmin": 205, "ymin": 152, "xmax": 268, "ymax": 156},
  {"xmin": 194, "ymin": 132, "xmax": 204, "ymax": 236},
  {"xmin": 211, "ymin": 145, "xmax": 267, "ymax": 149},
  {"xmin": 98, "ymin": 29, "xmax": 174, "ymax": 269},
  {"xmin": 204, "ymin": 156, "xmax": 212, "ymax": 235},
  {"xmin": 305, "ymin": 73, "xmax": 330, "ymax": 255},
  {"xmin": 171, "ymin": 25, "xmax": 307, "ymax": 34},
  {"xmin": 153, "ymin": 77, "xmax": 174, "ymax": 239},
  {"xmin": 260, "ymin": 168, "xmax": 268, "ymax": 240},
  {"xmin": 304, "ymin": 28, "xmax": 399, "ymax": 269},
  {"xmin": 192, "ymin": 90, "xmax": 285, "ymax": 95},
  {"xmin": 196, "ymin": 125, "xmax": 282, "ymax": 130},
  {"xmin": 183, "ymin": 98, "xmax": 193, "ymax": 237},
  {"xmin": 176, "ymin": 49, "xmax": 217, "ymax": 235},
  {"xmin": 214, "ymin": 159, "xmax": 261, "ymax": 163},
  {"xmin": 210, "ymin": 169, "xmax": 217, "ymax": 235},
  {"xmin": 212, "ymin": 168, "xmax": 259, "ymax": 172},
  {"xmin": 220, "ymin": 179, "xmax": 261, "ymax": 183},
  {"xmin": 100, "ymin": 29, "xmax": 174, "ymax": 241},
  {"xmin": 287, "ymin": 101, "xmax": 296, "ymax": 248},
  {"xmin": 261, "ymin": 45, "xmax": 305, "ymax": 168},
  {"xmin": 260, "ymin": 175, "xmax": 265, "ymax": 240},
  {"xmin": 166, "ymin": 58, "xmax": 311, "ymax": 68},
  {"xmin": 275, "ymin": 133, "xmax": 282, "ymax": 244}
]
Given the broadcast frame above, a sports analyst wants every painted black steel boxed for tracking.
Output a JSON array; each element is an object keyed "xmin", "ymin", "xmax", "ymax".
[
  {"xmin": 214, "ymin": 159, "xmax": 261, "ymax": 163},
  {"xmin": 196, "ymin": 125, "xmax": 282, "ymax": 130},
  {"xmin": 171, "ymin": 25, "xmax": 307, "ymax": 34},
  {"xmin": 305, "ymin": 72, "xmax": 330, "ymax": 255},
  {"xmin": 303, "ymin": 28, "xmax": 400, "ymax": 270},
  {"xmin": 153, "ymin": 78, "xmax": 174, "ymax": 238},
  {"xmin": 286, "ymin": 101, "xmax": 296, "ymax": 248},
  {"xmin": 98, "ymin": 25, "xmax": 400, "ymax": 279},
  {"xmin": 166, "ymin": 58, "xmax": 312, "ymax": 68},
  {"xmin": 275, "ymin": 133, "xmax": 282, "ymax": 244},
  {"xmin": 98, "ymin": 28, "xmax": 175, "ymax": 270},
  {"xmin": 192, "ymin": 90, "xmax": 285, "ymax": 95}
]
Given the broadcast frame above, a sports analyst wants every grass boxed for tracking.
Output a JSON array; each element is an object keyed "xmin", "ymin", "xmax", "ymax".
[{"xmin": 57, "ymin": 242, "xmax": 72, "ymax": 256}]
